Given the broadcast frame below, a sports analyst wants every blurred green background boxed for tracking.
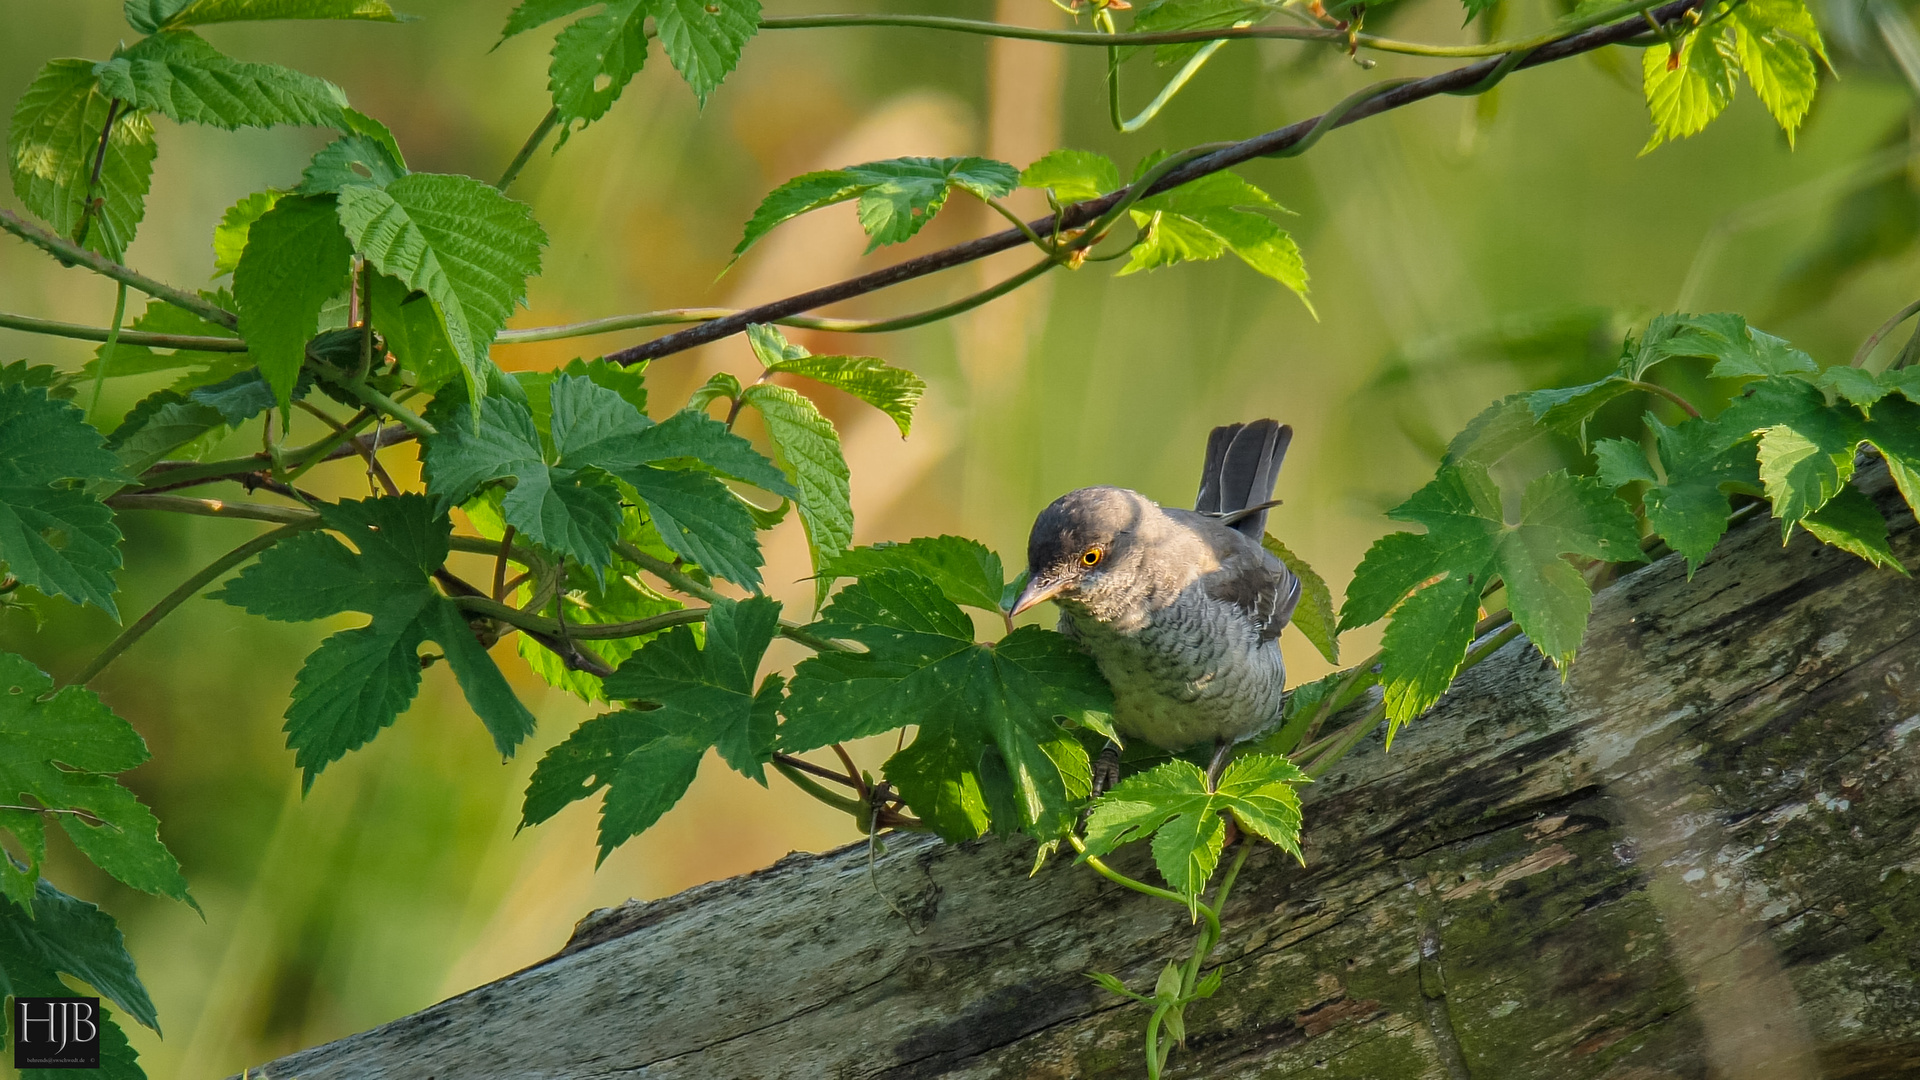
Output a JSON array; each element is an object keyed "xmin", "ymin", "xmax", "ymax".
[{"xmin": 2, "ymin": 0, "xmax": 1915, "ymax": 1075}]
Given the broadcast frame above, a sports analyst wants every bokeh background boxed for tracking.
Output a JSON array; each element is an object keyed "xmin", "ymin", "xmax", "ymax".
[{"xmin": 1, "ymin": 0, "xmax": 1915, "ymax": 1075}]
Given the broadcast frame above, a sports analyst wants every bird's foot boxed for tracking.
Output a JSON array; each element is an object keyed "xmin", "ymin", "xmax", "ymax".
[
  {"xmin": 1092, "ymin": 743, "xmax": 1122, "ymax": 798},
  {"xmin": 1205, "ymin": 739, "xmax": 1234, "ymax": 792}
]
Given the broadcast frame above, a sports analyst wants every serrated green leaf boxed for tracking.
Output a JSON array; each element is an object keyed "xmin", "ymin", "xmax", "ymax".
[
  {"xmin": 1019, "ymin": 149, "xmax": 1119, "ymax": 203},
  {"xmin": 1818, "ymin": 365, "xmax": 1890, "ymax": 410},
  {"xmin": 516, "ymin": 561, "xmax": 683, "ymax": 701},
  {"xmin": 733, "ymin": 156, "xmax": 1019, "ymax": 259},
  {"xmin": 1261, "ymin": 534, "xmax": 1338, "ymax": 664},
  {"xmin": 97, "ymin": 31, "xmax": 348, "ymax": 131},
  {"xmin": 0, "ymin": 385, "xmax": 127, "ymax": 616},
  {"xmin": 1733, "ymin": 0, "xmax": 1823, "ymax": 144},
  {"xmin": 780, "ymin": 570, "xmax": 1107, "ymax": 840},
  {"xmin": 157, "ymin": 0, "xmax": 403, "ymax": 25},
  {"xmin": 545, "ymin": 0, "xmax": 648, "ymax": 138},
  {"xmin": 211, "ymin": 189, "xmax": 283, "ymax": 276},
  {"xmin": 1801, "ymin": 483, "xmax": 1905, "ymax": 572},
  {"xmin": 500, "ymin": 0, "xmax": 597, "ymax": 38},
  {"xmin": 105, "ymin": 391, "xmax": 226, "ymax": 475},
  {"xmin": 1636, "ymin": 415, "xmax": 1760, "ymax": 573},
  {"xmin": 126, "ymin": 0, "xmax": 195, "ymax": 31},
  {"xmin": 1740, "ymin": 378, "xmax": 1863, "ymax": 528},
  {"xmin": 0, "ymin": 875, "xmax": 159, "ymax": 1040},
  {"xmin": 300, "ymin": 131, "xmax": 406, "ymax": 194},
  {"xmin": 1443, "ymin": 394, "xmax": 1543, "ymax": 467},
  {"xmin": 687, "ymin": 371, "xmax": 743, "ymax": 413},
  {"xmin": 1641, "ymin": 28, "xmax": 1738, "ymax": 154},
  {"xmin": 825, "ymin": 535, "xmax": 1007, "ymax": 614},
  {"xmin": 1121, "ymin": 170, "xmax": 1310, "ymax": 309},
  {"xmin": 1861, "ymin": 396, "xmax": 1920, "ymax": 515},
  {"xmin": 742, "ymin": 382, "xmax": 852, "ymax": 606},
  {"xmin": 599, "ymin": 407, "xmax": 794, "ymax": 497},
  {"xmin": 232, "ymin": 193, "xmax": 354, "ymax": 408},
  {"xmin": 1359, "ymin": 464, "xmax": 1640, "ymax": 726},
  {"xmin": 622, "ymin": 464, "xmax": 765, "ymax": 589},
  {"xmin": 0, "ymin": 653, "xmax": 192, "ymax": 910},
  {"xmin": 764, "ymin": 352, "xmax": 925, "ymax": 438},
  {"xmin": 1081, "ymin": 754, "xmax": 1307, "ymax": 895},
  {"xmin": 367, "ymin": 272, "xmax": 458, "ymax": 388},
  {"xmin": 213, "ymin": 496, "xmax": 535, "ymax": 787},
  {"xmin": 9, "ymin": 59, "xmax": 157, "ymax": 255},
  {"xmin": 523, "ymin": 597, "xmax": 780, "ymax": 859},
  {"xmin": 653, "ymin": 0, "xmax": 760, "ymax": 105},
  {"xmin": 517, "ymin": 357, "xmax": 648, "ymax": 431},
  {"xmin": 335, "ymin": 172, "xmax": 547, "ymax": 388}
]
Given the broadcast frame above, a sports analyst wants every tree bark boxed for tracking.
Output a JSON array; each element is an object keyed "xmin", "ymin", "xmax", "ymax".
[{"xmin": 244, "ymin": 462, "xmax": 1920, "ymax": 1080}]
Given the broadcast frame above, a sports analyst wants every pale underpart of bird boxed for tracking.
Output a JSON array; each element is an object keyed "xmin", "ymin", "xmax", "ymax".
[{"xmin": 1011, "ymin": 420, "xmax": 1301, "ymax": 782}]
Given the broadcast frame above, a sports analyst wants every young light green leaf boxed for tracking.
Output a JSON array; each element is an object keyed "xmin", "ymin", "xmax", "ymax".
[
  {"xmin": 1020, "ymin": 149, "xmax": 1120, "ymax": 203},
  {"xmin": 96, "ymin": 31, "xmax": 349, "ymax": 130},
  {"xmin": 1088, "ymin": 970, "xmax": 1149, "ymax": 1002},
  {"xmin": 0, "ymin": 385, "xmax": 127, "ymax": 616},
  {"xmin": 1732, "ymin": 0, "xmax": 1825, "ymax": 144},
  {"xmin": 1121, "ymin": 170, "xmax": 1310, "ymax": 310},
  {"xmin": 1641, "ymin": 28, "xmax": 1738, "ymax": 154},
  {"xmin": 0, "ymin": 652, "xmax": 193, "ymax": 909},
  {"xmin": 764, "ymin": 353, "xmax": 925, "ymax": 438},
  {"xmin": 653, "ymin": 0, "xmax": 761, "ymax": 105},
  {"xmin": 779, "ymin": 569, "xmax": 1109, "ymax": 840},
  {"xmin": 688, "ymin": 371, "xmax": 744, "ymax": 413},
  {"xmin": 0, "ymin": 874, "xmax": 159, "ymax": 1038},
  {"xmin": 8, "ymin": 59, "xmax": 157, "ymax": 255},
  {"xmin": 1261, "ymin": 533, "xmax": 1338, "ymax": 664},
  {"xmin": 213, "ymin": 496, "xmax": 536, "ymax": 787},
  {"xmin": 523, "ymin": 597, "xmax": 782, "ymax": 860},
  {"xmin": 733, "ymin": 156, "xmax": 1019, "ymax": 259},
  {"xmin": 1744, "ymin": 378, "xmax": 1863, "ymax": 529},
  {"xmin": 1081, "ymin": 754, "xmax": 1308, "ymax": 896},
  {"xmin": 825, "ymin": 536, "xmax": 1007, "ymax": 614},
  {"xmin": 151, "ymin": 0, "xmax": 403, "ymax": 25},
  {"xmin": 335, "ymin": 172, "xmax": 547, "ymax": 387},
  {"xmin": 232, "ymin": 193, "xmax": 354, "ymax": 406},
  {"xmin": 210, "ymin": 189, "xmax": 283, "ymax": 276},
  {"xmin": 742, "ymin": 383, "xmax": 852, "ymax": 604},
  {"xmin": 1800, "ymin": 484, "xmax": 1905, "ymax": 572}
]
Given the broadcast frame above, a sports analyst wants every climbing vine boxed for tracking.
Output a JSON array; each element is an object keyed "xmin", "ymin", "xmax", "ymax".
[{"xmin": 0, "ymin": 0, "xmax": 1898, "ymax": 1077}]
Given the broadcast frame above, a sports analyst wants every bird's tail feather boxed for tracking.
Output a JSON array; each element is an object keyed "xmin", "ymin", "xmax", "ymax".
[{"xmin": 1195, "ymin": 419, "xmax": 1292, "ymax": 539}]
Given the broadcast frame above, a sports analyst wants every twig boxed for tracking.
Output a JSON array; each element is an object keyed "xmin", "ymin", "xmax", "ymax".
[
  {"xmin": 74, "ymin": 98, "xmax": 125, "ymax": 249},
  {"xmin": 87, "ymin": 283, "xmax": 129, "ymax": 422},
  {"xmin": 1623, "ymin": 379, "xmax": 1702, "ymax": 419},
  {"xmin": 498, "ymin": 106, "xmax": 560, "ymax": 192},
  {"xmin": 450, "ymin": 594, "xmax": 708, "ymax": 640},
  {"xmin": 492, "ymin": 526, "xmax": 517, "ymax": 601},
  {"xmin": 69, "ymin": 521, "xmax": 318, "ymax": 686},
  {"xmin": 0, "ymin": 210, "xmax": 238, "ymax": 328},
  {"xmin": 0, "ymin": 310, "xmax": 246, "ymax": 351},
  {"xmin": 605, "ymin": 0, "xmax": 1705, "ymax": 365},
  {"xmin": 1853, "ymin": 297, "xmax": 1920, "ymax": 368}
]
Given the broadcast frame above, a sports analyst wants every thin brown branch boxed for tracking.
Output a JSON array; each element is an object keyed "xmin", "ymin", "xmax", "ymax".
[{"xmin": 604, "ymin": 0, "xmax": 1705, "ymax": 366}]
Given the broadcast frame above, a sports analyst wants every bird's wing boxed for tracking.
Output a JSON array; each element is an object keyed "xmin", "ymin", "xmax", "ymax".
[
  {"xmin": 1194, "ymin": 420, "xmax": 1293, "ymax": 540},
  {"xmin": 1198, "ymin": 531, "xmax": 1299, "ymax": 644}
]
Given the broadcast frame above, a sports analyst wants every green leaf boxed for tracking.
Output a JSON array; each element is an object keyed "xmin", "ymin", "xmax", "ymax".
[
  {"xmin": 152, "ymin": 0, "xmax": 403, "ymax": 25},
  {"xmin": 1081, "ymin": 754, "xmax": 1308, "ymax": 895},
  {"xmin": 544, "ymin": 0, "xmax": 648, "ymax": 139},
  {"xmin": 0, "ymin": 653, "xmax": 192, "ymax": 909},
  {"xmin": 1599, "ymin": 415, "xmax": 1760, "ymax": 573},
  {"xmin": 1132, "ymin": 0, "xmax": 1272, "ymax": 65},
  {"xmin": 1088, "ymin": 970, "xmax": 1147, "ymax": 1002},
  {"xmin": 653, "ymin": 0, "xmax": 761, "ymax": 105},
  {"xmin": 0, "ymin": 385, "xmax": 127, "ymax": 616},
  {"xmin": 1444, "ymin": 394, "xmax": 1543, "ymax": 467},
  {"xmin": 335, "ymin": 172, "xmax": 547, "ymax": 389},
  {"xmin": 759, "ymin": 347, "xmax": 925, "ymax": 438},
  {"xmin": 1019, "ymin": 149, "xmax": 1119, "ymax": 203},
  {"xmin": 1356, "ymin": 464, "xmax": 1640, "ymax": 726},
  {"xmin": 299, "ymin": 129, "xmax": 407, "ymax": 194},
  {"xmin": 1861, "ymin": 396, "xmax": 1920, "ymax": 516},
  {"xmin": 597, "ymin": 406, "xmax": 794, "ymax": 497},
  {"xmin": 125, "ymin": 0, "xmax": 195, "ymax": 30},
  {"xmin": 517, "ymin": 357, "xmax": 648, "ymax": 430},
  {"xmin": 82, "ymin": 299, "xmax": 242, "ymax": 384},
  {"xmin": 500, "ymin": 0, "xmax": 597, "ymax": 38},
  {"xmin": 1818, "ymin": 365, "xmax": 1892, "ymax": 411},
  {"xmin": 367, "ymin": 273, "xmax": 458, "ymax": 388},
  {"xmin": 523, "ymin": 597, "xmax": 781, "ymax": 859},
  {"xmin": 687, "ymin": 371, "xmax": 743, "ymax": 413},
  {"xmin": 8, "ymin": 59, "xmax": 157, "ymax": 255},
  {"xmin": 0, "ymin": 875, "xmax": 158, "ymax": 1037},
  {"xmin": 741, "ymin": 383, "xmax": 852, "ymax": 606},
  {"xmin": 1732, "ymin": 0, "xmax": 1824, "ymax": 145},
  {"xmin": 210, "ymin": 189, "xmax": 283, "ymax": 276},
  {"xmin": 1801, "ymin": 484, "xmax": 1905, "ymax": 572},
  {"xmin": 1121, "ymin": 170, "xmax": 1310, "ymax": 310},
  {"xmin": 213, "ymin": 496, "xmax": 536, "ymax": 787},
  {"xmin": 825, "ymin": 535, "xmax": 1007, "ymax": 614},
  {"xmin": 1261, "ymin": 534, "xmax": 1338, "ymax": 664},
  {"xmin": 1736, "ymin": 377, "xmax": 1863, "ymax": 529},
  {"xmin": 515, "ymin": 560, "xmax": 684, "ymax": 701},
  {"xmin": 232, "ymin": 193, "xmax": 354, "ymax": 408},
  {"xmin": 733, "ymin": 156, "xmax": 1019, "ymax": 259},
  {"xmin": 105, "ymin": 392, "xmax": 226, "ymax": 475},
  {"xmin": 1641, "ymin": 28, "xmax": 1739, "ymax": 154},
  {"xmin": 779, "ymin": 570, "xmax": 1107, "ymax": 840},
  {"xmin": 96, "ymin": 31, "xmax": 349, "ymax": 130},
  {"xmin": 622, "ymin": 465, "xmax": 765, "ymax": 589}
]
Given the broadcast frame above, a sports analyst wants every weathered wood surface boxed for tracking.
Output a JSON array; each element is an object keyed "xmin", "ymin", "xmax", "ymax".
[{"xmin": 248, "ymin": 463, "xmax": 1920, "ymax": 1080}]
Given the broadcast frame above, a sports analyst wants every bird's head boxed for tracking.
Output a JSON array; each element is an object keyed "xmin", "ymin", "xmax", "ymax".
[{"xmin": 1010, "ymin": 486, "xmax": 1154, "ymax": 617}]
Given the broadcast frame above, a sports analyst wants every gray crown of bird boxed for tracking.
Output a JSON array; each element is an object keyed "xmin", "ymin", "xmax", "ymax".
[{"xmin": 1013, "ymin": 420, "xmax": 1300, "ymax": 785}]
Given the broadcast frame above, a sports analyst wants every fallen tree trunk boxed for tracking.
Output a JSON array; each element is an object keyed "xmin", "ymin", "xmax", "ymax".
[{"xmin": 246, "ymin": 462, "xmax": 1920, "ymax": 1080}]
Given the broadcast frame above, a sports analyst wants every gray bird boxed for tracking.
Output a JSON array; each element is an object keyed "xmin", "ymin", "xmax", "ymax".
[{"xmin": 1011, "ymin": 421, "xmax": 1300, "ymax": 788}]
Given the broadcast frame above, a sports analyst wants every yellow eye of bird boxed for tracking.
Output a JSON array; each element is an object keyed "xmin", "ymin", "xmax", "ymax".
[{"xmin": 1082, "ymin": 548, "xmax": 1103, "ymax": 567}]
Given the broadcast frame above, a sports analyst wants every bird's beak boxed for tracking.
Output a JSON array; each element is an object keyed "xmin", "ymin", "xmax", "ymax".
[{"xmin": 1009, "ymin": 576, "xmax": 1064, "ymax": 617}]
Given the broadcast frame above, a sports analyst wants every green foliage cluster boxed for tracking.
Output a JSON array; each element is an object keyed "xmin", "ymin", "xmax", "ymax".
[{"xmin": 0, "ymin": 0, "xmax": 1896, "ymax": 1076}]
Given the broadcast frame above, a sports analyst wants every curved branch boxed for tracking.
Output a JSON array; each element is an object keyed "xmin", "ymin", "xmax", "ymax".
[
  {"xmin": 0, "ymin": 210, "xmax": 239, "ymax": 329},
  {"xmin": 607, "ymin": 0, "xmax": 1705, "ymax": 366},
  {"xmin": 451, "ymin": 594, "xmax": 709, "ymax": 640}
]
